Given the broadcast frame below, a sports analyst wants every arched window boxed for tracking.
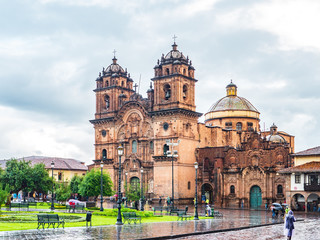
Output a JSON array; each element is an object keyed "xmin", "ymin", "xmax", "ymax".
[
  {"xmin": 164, "ymin": 84, "xmax": 171, "ymax": 100},
  {"xmin": 188, "ymin": 181, "xmax": 191, "ymax": 190},
  {"xmin": 183, "ymin": 69, "xmax": 186, "ymax": 75},
  {"xmin": 130, "ymin": 177, "xmax": 140, "ymax": 192},
  {"xmin": 163, "ymin": 144, "xmax": 169, "ymax": 155},
  {"xmin": 230, "ymin": 185, "xmax": 235, "ymax": 194},
  {"xmin": 277, "ymin": 185, "xmax": 283, "ymax": 194},
  {"xmin": 183, "ymin": 85, "xmax": 188, "ymax": 99},
  {"xmin": 106, "ymin": 80, "xmax": 109, "ymax": 87},
  {"xmin": 104, "ymin": 95, "xmax": 110, "ymax": 109},
  {"xmin": 102, "ymin": 149, "xmax": 107, "ymax": 159},
  {"xmin": 236, "ymin": 122, "xmax": 242, "ymax": 131},
  {"xmin": 166, "ymin": 68, "xmax": 169, "ymax": 75},
  {"xmin": 121, "ymin": 81, "xmax": 124, "ymax": 87},
  {"xmin": 132, "ymin": 140, "xmax": 137, "ymax": 153}
]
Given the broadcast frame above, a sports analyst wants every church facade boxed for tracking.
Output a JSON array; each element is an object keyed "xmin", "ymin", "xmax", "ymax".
[{"xmin": 89, "ymin": 42, "xmax": 294, "ymax": 208}]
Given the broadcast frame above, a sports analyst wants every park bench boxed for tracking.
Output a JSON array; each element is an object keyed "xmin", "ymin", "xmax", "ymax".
[
  {"xmin": 170, "ymin": 208, "xmax": 185, "ymax": 215},
  {"xmin": 177, "ymin": 210, "xmax": 192, "ymax": 221},
  {"xmin": 37, "ymin": 214, "xmax": 65, "ymax": 229},
  {"xmin": 66, "ymin": 204, "xmax": 85, "ymax": 213},
  {"xmin": 9, "ymin": 202, "xmax": 29, "ymax": 211},
  {"xmin": 122, "ymin": 212, "xmax": 141, "ymax": 224},
  {"xmin": 153, "ymin": 206, "xmax": 163, "ymax": 215}
]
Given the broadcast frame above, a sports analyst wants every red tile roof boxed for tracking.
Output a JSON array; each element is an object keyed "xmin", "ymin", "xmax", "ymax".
[
  {"xmin": 278, "ymin": 161, "xmax": 320, "ymax": 173},
  {"xmin": 17, "ymin": 156, "xmax": 88, "ymax": 171},
  {"xmin": 292, "ymin": 146, "xmax": 320, "ymax": 156}
]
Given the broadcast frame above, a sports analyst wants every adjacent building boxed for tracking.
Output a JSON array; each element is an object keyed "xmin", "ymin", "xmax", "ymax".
[{"xmin": 279, "ymin": 146, "xmax": 320, "ymax": 212}]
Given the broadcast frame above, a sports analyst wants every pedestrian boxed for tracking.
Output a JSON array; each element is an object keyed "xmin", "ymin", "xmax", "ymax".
[
  {"xmin": 284, "ymin": 210, "xmax": 296, "ymax": 240},
  {"xmin": 167, "ymin": 196, "xmax": 171, "ymax": 206},
  {"xmin": 159, "ymin": 196, "xmax": 162, "ymax": 206}
]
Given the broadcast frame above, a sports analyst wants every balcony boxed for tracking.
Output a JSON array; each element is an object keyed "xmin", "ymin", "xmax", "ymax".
[{"xmin": 304, "ymin": 183, "xmax": 320, "ymax": 191}]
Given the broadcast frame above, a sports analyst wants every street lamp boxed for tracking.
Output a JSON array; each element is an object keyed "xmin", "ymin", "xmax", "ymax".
[
  {"xmin": 125, "ymin": 172, "xmax": 128, "ymax": 208},
  {"xmin": 140, "ymin": 167, "xmax": 144, "ymax": 211},
  {"xmin": 116, "ymin": 145, "xmax": 124, "ymax": 225},
  {"xmin": 51, "ymin": 161, "xmax": 55, "ymax": 211},
  {"xmin": 194, "ymin": 162, "xmax": 199, "ymax": 220},
  {"xmin": 100, "ymin": 161, "xmax": 104, "ymax": 212}
]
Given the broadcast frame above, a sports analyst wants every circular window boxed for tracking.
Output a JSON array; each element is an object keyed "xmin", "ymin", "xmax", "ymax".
[
  {"xmin": 101, "ymin": 130, "xmax": 106, "ymax": 137},
  {"xmin": 163, "ymin": 122, "xmax": 169, "ymax": 131}
]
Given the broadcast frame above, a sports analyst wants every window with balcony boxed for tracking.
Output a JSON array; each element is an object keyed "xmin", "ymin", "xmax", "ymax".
[{"xmin": 225, "ymin": 122, "xmax": 232, "ymax": 130}]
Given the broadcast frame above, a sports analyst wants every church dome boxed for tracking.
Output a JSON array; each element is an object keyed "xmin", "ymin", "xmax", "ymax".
[
  {"xmin": 105, "ymin": 57, "xmax": 125, "ymax": 74},
  {"xmin": 208, "ymin": 95, "xmax": 258, "ymax": 112},
  {"xmin": 205, "ymin": 81, "xmax": 260, "ymax": 125},
  {"xmin": 266, "ymin": 134, "xmax": 286, "ymax": 143},
  {"xmin": 159, "ymin": 42, "xmax": 189, "ymax": 66}
]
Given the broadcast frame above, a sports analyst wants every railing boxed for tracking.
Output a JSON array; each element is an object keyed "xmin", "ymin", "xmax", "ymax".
[{"xmin": 304, "ymin": 183, "xmax": 320, "ymax": 191}]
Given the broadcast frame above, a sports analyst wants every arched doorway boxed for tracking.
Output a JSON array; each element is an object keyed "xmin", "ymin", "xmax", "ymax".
[
  {"xmin": 250, "ymin": 185, "xmax": 262, "ymax": 208},
  {"xmin": 291, "ymin": 193, "xmax": 305, "ymax": 211},
  {"xmin": 307, "ymin": 193, "xmax": 319, "ymax": 212},
  {"xmin": 201, "ymin": 183, "xmax": 213, "ymax": 203}
]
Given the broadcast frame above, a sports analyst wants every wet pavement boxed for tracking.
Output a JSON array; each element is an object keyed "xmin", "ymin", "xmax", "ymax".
[{"xmin": 0, "ymin": 209, "xmax": 315, "ymax": 240}]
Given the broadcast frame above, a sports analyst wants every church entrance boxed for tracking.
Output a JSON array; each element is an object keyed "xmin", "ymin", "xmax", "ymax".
[
  {"xmin": 250, "ymin": 185, "xmax": 262, "ymax": 208},
  {"xmin": 201, "ymin": 183, "xmax": 213, "ymax": 204}
]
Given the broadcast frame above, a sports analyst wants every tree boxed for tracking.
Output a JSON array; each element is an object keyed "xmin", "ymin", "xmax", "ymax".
[
  {"xmin": 70, "ymin": 175, "xmax": 83, "ymax": 194},
  {"xmin": 126, "ymin": 183, "xmax": 141, "ymax": 202},
  {"xmin": 2, "ymin": 159, "xmax": 53, "ymax": 200},
  {"xmin": 2, "ymin": 159, "xmax": 34, "ymax": 199},
  {"xmin": 55, "ymin": 183, "xmax": 71, "ymax": 202},
  {"xmin": 31, "ymin": 163, "xmax": 52, "ymax": 195},
  {"xmin": 79, "ymin": 169, "xmax": 113, "ymax": 199},
  {"xmin": 0, "ymin": 184, "xmax": 10, "ymax": 209}
]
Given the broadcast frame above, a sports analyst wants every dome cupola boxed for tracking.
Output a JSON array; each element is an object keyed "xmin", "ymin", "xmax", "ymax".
[{"xmin": 204, "ymin": 81, "xmax": 260, "ymax": 131}]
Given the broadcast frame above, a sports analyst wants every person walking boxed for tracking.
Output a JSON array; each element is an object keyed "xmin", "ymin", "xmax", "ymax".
[{"xmin": 284, "ymin": 210, "xmax": 296, "ymax": 240}]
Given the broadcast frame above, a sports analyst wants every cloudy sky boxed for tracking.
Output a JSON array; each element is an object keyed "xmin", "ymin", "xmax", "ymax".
[{"xmin": 1, "ymin": 0, "xmax": 319, "ymax": 164}]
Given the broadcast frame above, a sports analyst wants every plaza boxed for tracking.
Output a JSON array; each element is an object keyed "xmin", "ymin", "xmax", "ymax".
[{"xmin": 1, "ymin": 208, "xmax": 317, "ymax": 240}]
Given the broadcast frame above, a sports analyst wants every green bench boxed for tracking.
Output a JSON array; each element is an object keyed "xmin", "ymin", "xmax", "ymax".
[
  {"xmin": 153, "ymin": 206, "xmax": 163, "ymax": 215},
  {"xmin": 9, "ymin": 202, "xmax": 29, "ymax": 211},
  {"xmin": 177, "ymin": 210, "xmax": 192, "ymax": 221},
  {"xmin": 37, "ymin": 214, "xmax": 65, "ymax": 229},
  {"xmin": 66, "ymin": 204, "xmax": 85, "ymax": 212},
  {"xmin": 122, "ymin": 212, "xmax": 141, "ymax": 224}
]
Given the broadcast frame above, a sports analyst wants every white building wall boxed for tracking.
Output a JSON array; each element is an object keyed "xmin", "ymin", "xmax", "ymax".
[{"xmin": 290, "ymin": 173, "xmax": 304, "ymax": 191}]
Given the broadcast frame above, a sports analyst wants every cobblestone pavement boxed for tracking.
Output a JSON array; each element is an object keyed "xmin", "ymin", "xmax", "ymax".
[
  {"xmin": 0, "ymin": 209, "xmax": 316, "ymax": 240},
  {"xmin": 178, "ymin": 218, "xmax": 320, "ymax": 240}
]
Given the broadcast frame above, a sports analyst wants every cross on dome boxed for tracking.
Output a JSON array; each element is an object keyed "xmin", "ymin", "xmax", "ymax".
[{"xmin": 173, "ymin": 34, "xmax": 177, "ymax": 44}]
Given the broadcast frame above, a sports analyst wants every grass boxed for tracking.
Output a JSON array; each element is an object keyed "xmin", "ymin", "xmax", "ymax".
[{"xmin": 0, "ymin": 209, "xmax": 204, "ymax": 231}]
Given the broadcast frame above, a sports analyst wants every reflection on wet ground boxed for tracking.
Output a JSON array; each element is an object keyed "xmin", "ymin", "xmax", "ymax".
[{"xmin": 0, "ymin": 209, "xmax": 308, "ymax": 240}]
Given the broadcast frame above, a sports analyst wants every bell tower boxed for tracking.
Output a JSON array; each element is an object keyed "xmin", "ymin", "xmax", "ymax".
[
  {"xmin": 152, "ymin": 41, "xmax": 197, "ymax": 112},
  {"xmin": 94, "ymin": 55, "xmax": 134, "ymax": 119}
]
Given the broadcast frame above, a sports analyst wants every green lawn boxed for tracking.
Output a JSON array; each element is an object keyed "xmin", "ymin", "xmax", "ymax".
[{"xmin": 0, "ymin": 210, "xmax": 204, "ymax": 231}]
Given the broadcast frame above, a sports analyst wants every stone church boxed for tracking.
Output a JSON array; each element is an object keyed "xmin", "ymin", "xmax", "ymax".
[{"xmin": 89, "ymin": 41, "xmax": 294, "ymax": 208}]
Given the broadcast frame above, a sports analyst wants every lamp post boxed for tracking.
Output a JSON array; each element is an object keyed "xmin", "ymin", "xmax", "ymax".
[
  {"xmin": 194, "ymin": 162, "xmax": 199, "ymax": 220},
  {"xmin": 125, "ymin": 172, "xmax": 128, "ymax": 208},
  {"xmin": 166, "ymin": 139, "xmax": 179, "ymax": 209},
  {"xmin": 100, "ymin": 161, "xmax": 104, "ymax": 212},
  {"xmin": 116, "ymin": 145, "xmax": 124, "ymax": 225},
  {"xmin": 140, "ymin": 167, "xmax": 144, "ymax": 211},
  {"xmin": 51, "ymin": 161, "xmax": 55, "ymax": 211}
]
